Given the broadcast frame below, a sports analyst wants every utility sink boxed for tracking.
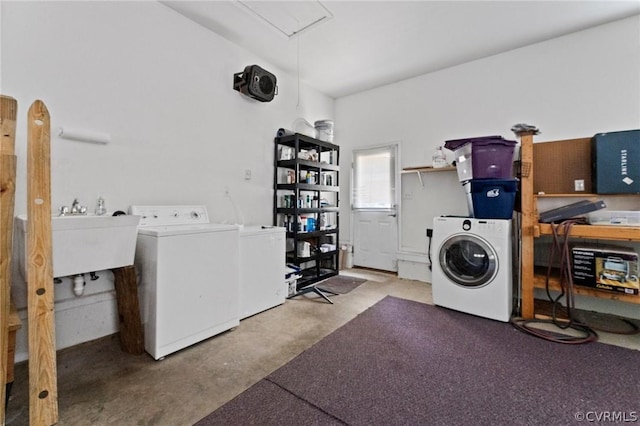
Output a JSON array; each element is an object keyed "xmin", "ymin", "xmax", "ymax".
[{"xmin": 16, "ymin": 214, "xmax": 140, "ymax": 279}]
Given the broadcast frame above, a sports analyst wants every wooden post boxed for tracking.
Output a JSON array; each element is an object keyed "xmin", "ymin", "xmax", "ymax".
[
  {"xmin": 517, "ymin": 131, "xmax": 536, "ymax": 319},
  {"xmin": 27, "ymin": 100, "xmax": 58, "ymax": 425},
  {"xmin": 111, "ymin": 265, "xmax": 144, "ymax": 355},
  {"xmin": 1, "ymin": 95, "xmax": 18, "ymax": 425}
]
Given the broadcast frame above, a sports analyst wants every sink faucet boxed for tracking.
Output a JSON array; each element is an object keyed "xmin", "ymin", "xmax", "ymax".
[{"xmin": 59, "ymin": 198, "xmax": 87, "ymax": 216}]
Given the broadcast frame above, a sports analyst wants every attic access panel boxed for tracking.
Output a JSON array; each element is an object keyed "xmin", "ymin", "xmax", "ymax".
[{"xmin": 237, "ymin": 0, "xmax": 333, "ymax": 38}]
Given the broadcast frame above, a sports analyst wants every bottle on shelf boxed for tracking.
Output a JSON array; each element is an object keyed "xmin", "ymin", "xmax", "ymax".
[
  {"xmin": 432, "ymin": 146, "xmax": 447, "ymax": 168},
  {"xmin": 319, "ymin": 213, "xmax": 326, "ymax": 230}
]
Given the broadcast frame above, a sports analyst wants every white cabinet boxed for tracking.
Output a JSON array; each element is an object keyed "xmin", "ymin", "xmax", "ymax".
[{"xmin": 239, "ymin": 226, "xmax": 286, "ymax": 319}]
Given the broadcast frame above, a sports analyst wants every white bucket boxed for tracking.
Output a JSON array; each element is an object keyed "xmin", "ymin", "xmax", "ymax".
[
  {"xmin": 297, "ymin": 241, "xmax": 311, "ymax": 257},
  {"xmin": 314, "ymin": 120, "xmax": 334, "ymax": 142}
]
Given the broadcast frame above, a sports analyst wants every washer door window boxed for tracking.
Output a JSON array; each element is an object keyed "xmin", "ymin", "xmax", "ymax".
[{"xmin": 439, "ymin": 235, "xmax": 497, "ymax": 288}]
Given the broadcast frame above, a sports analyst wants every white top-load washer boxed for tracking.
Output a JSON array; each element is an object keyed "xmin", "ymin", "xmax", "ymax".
[
  {"xmin": 239, "ymin": 226, "xmax": 286, "ymax": 319},
  {"xmin": 129, "ymin": 205, "xmax": 240, "ymax": 360}
]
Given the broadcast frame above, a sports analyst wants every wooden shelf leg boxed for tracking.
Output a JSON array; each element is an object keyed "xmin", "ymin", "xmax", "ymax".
[
  {"xmin": 1, "ymin": 95, "xmax": 18, "ymax": 424},
  {"xmin": 516, "ymin": 131, "xmax": 536, "ymax": 319},
  {"xmin": 27, "ymin": 100, "xmax": 58, "ymax": 425},
  {"xmin": 111, "ymin": 266, "xmax": 144, "ymax": 355}
]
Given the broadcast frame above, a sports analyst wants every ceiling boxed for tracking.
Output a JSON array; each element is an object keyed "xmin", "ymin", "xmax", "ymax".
[{"xmin": 162, "ymin": 1, "xmax": 640, "ymax": 99}]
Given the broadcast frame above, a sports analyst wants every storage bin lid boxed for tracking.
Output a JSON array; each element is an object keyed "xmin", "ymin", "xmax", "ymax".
[
  {"xmin": 314, "ymin": 119, "xmax": 334, "ymax": 127},
  {"xmin": 469, "ymin": 178, "xmax": 518, "ymax": 192},
  {"xmin": 444, "ymin": 136, "xmax": 515, "ymax": 151}
]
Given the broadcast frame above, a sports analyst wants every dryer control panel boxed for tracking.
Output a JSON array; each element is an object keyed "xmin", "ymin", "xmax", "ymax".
[
  {"xmin": 129, "ymin": 205, "xmax": 209, "ymax": 227},
  {"xmin": 467, "ymin": 219, "xmax": 510, "ymax": 237}
]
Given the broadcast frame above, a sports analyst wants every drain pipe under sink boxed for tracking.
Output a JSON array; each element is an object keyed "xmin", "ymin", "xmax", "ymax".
[{"xmin": 72, "ymin": 274, "xmax": 86, "ymax": 296}]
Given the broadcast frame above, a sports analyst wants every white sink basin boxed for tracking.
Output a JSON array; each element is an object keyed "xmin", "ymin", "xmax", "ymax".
[{"xmin": 16, "ymin": 214, "xmax": 140, "ymax": 279}]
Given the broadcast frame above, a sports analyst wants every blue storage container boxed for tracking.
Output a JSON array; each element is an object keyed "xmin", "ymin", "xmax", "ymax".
[{"xmin": 468, "ymin": 179, "xmax": 518, "ymax": 219}]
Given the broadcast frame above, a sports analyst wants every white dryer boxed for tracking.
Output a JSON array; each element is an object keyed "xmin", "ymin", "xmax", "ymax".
[
  {"xmin": 130, "ymin": 205, "xmax": 240, "ymax": 360},
  {"xmin": 431, "ymin": 216, "xmax": 513, "ymax": 322}
]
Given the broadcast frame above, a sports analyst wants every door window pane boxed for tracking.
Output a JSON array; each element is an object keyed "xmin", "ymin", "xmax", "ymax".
[{"xmin": 353, "ymin": 147, "xmax": 396, "ymax": 209}]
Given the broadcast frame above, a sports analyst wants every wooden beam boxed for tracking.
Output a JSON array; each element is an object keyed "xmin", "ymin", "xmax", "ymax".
[
  {"xmin": 27, "ymin": 100, "xmax": 58, "ymax": 425},
  {"xmin": 0, "ymin": 95, "xmax": 18, "ymax": 424},
  {"xmin": 111, "ymin": 265, "xmax": 144, "ymax": 355},
  {"xmin": 517, "ymin": 131, "xmax": 536, "ymax": 319}
]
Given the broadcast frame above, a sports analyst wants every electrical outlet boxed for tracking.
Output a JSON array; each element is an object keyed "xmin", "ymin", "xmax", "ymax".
[
  {"xmin": 244, "ymin": 169, "xmax": 252, "ymax": 180},
  {"xmin": 426, "ymin": 228, "xmax": 433, "ymax": 238},
  {"xmin": 574, "ymin": 179, "xmax": 585, "ymax": 191}
]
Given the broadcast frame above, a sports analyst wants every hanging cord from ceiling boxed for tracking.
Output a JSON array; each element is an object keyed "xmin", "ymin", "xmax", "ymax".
[
  {"xmin": 511, "ymin": 218, "xmax": 599, "ymax": 344},
  {"xmin": 296, "ymin": 19, "xmax": 301, "ymax": 109}
]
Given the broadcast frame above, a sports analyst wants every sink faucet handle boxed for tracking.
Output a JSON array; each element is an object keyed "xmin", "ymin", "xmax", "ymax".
[
  {"xmin": 70, "ymin": 198, "xmax": 81, "ymax": 214},
  {"xmin": 59, "ymin": 206, "xmax": 70, "ymax": 216}
]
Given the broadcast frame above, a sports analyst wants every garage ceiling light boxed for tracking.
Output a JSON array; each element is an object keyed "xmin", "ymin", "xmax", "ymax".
[{"xmin": 237, "ymin": 1, "xmax": 333, "ymax": 38}]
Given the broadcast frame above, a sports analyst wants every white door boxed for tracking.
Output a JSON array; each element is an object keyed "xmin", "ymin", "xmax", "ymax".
[{"xmin": 352, "ymin": 144, "xmax": 399, "ymax": 271}]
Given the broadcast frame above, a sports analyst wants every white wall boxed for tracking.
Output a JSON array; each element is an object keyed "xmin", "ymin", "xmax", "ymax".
[
  {"xmin": 336, "ymin": 16, "xmax": 640, "ymax": 315},
  {"xmin": 1, "ymin": 1, "xmax": 334, "ymax": 361}
]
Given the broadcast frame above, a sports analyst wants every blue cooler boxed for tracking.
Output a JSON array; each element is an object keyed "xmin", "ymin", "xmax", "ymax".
[{"xmin": 467, "ymin": 179, "xmax": 518, "ymax": 219}]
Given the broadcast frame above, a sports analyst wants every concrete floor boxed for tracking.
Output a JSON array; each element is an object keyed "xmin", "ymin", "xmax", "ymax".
[{"xmin": 5, "ymin": 268, "xmax": 640, "ymax": 425}]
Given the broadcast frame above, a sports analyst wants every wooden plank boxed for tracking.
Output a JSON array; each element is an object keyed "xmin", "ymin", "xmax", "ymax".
[
  {"xmin": 8, "ymin": 302, "xmax": 22, "ymax": 384},
  {"xmin": 111, "ymin": 265, "xmax": 144, "ymax": 355},
  {"xmin": 401, "ymin": 166, "xmax": 456, "ymax": 173},
  {"xmin": 0, "ymin": 96, "xmax": 17, "ymax": 155},
  {"xmin": 537, "ymin": 223, "xmax": 640, "ymax": 241},
  {"xmin": 27, "ymin": 100, "xmax": 58, "ymax": 425},
  {"xmin": 518, "ymin": 132, "xmax": 536, "ymax": 319},
  {"xmin": 0, "ymin": 94, "xmax": 18, "ymax": 424}
]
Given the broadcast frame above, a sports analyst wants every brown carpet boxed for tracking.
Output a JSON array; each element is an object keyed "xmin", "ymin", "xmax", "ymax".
[
  {"xmin": 316, "ymin": 275, "xmax": 367, "ymax": 294},
  {"xmin": 195, "ymin": 296, "xmax": 640, "ymax": 425}
]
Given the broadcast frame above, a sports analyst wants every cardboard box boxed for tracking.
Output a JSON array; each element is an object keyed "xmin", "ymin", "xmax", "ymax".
[
  {"xmin": 592, "ymin": 129, "xmax": 640, "ymax": 194},
  {"xmin": 533, "ymin": 138, "xmax": 592, "ymax": 194},
  {"xmin": 572, "ymin": 245, "xmax": 639, "ymax": 295}
]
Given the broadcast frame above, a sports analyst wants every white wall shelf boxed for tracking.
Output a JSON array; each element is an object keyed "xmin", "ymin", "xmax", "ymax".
[{"xmin": 401, "ymin": 166, "xmax": 456, "ymax": 186}]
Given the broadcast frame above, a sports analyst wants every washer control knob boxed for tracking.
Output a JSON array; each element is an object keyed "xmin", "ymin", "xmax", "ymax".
[{"xmin": 462, "ymin": 219, "xmax": 472, "ymax": 231}]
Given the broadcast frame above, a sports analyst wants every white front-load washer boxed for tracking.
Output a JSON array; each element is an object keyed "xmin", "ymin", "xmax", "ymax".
[
  {"xmin": 130, "ymin": 205, "xmax": 240, "ymax": 360},
  {"xmin": 431, "ymin": 216, "xmax": 513, "ymax": 322}
]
